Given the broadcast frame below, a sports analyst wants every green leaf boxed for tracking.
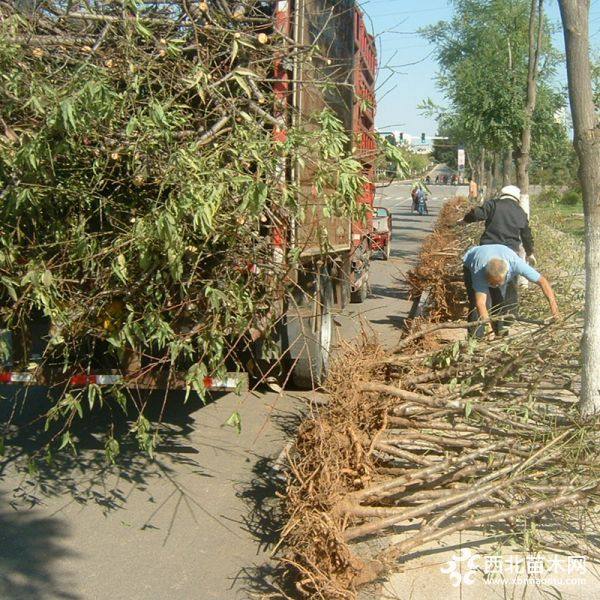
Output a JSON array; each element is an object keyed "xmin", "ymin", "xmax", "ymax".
[
  {"xmin": 135, "ymin": 20, "xmax": 154, "ymax": 40},
  {"xmin": 1, "ymin": 276, "xmax": 18, "ymax": 302},
  {"xmin": 451, "ymin": 341, "xmax": 460, "ymax": 359},
  {"xmin": 230, "ymin": 39, "xmax": 239, "ymax": 65},
  {"xmin": 59, "ymin": 431, "xmax": 72, "ymax": 450},
  {"xmin": 113, "ymin": 254, "xmax": 128, "ymax": 283},
  {"xmin": 27, "ymin": 458, "xmax": 38, "ymax": 477},
  {"xmin": 225, "ymin": 411, "xmax": 242, "ymax": 435},
  {"xmin": 232, "ymin": 73, "xmax": 251, "ymax": 97},
  {"xmin": 105, "ymin": 436, "xmax": 120, "ymax": 464},
  {"xmin": 235, "ymin": 67, "xmax": 259, "ymax": 78},
  {"xmin": 464, "ymin": 400, "xmax": 473, "ymax": 419},
  {"xmin": 41, "ymin": 270, "xmax": 53, "ymax": 287},
  {"xmin": 61, "ymin": 99, "xmax": 77, "ymax": 131}
]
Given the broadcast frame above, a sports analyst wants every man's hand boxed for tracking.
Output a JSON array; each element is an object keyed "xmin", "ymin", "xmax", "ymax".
[
  {"xmin": 537, "ymin": 276, "xmax": 560, "ymax": 320},
  {"xmin": 526, "ymin": 254, "xmax": 537, "ymax": 267}
]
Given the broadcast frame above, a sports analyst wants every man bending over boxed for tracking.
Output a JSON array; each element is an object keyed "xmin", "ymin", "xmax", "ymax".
[{"xmin": 463, "ymin": 244, "xmax": 559, "ymax": 337}]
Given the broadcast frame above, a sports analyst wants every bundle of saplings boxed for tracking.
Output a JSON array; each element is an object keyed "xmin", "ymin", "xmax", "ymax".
[{"xmin": 0, "ymin": 0, "xmax": 365, "ymax": 457}]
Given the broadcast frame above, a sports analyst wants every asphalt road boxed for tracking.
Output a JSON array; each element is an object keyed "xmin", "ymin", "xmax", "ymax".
[
  {"xmin": 0, "ymin": 183, "xmax": 463, "ymax": 600},
  {"xmin": 427, "ymin": 163, "xmax": 457, "ymax": 182}
]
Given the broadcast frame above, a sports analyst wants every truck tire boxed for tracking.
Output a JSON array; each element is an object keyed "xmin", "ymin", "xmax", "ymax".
[
  {"xmin": 338, "ymin": 252, "xmax": 352, "ymax": 309},
  {"xmin": 382, "ymin": 242, "xmax": 391, "ymax": 261},
  {"xmin": 284, "ymin": 268, "xmax": 334, "ymax": 389}
]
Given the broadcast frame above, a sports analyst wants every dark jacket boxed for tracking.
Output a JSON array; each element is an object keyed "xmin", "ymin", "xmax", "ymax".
[{"xmin": 463, "ymin": 197, "xmax": 534, "ymax": 255}]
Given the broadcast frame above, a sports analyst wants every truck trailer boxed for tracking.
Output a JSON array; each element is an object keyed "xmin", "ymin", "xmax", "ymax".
[{"xmin": 0, "ymin": 0, "xmax": 378, "ymax": 393}]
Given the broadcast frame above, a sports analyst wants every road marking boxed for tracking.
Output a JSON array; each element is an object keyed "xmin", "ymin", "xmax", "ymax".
[{"xmin": 391, "ymin": 198, "xmax": 411, "ymax": 209}]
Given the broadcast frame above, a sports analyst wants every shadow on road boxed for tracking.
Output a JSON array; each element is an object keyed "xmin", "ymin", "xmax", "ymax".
[
  {"xmin": 0, "ymin": 497, "xmax": 79, "ymax": 600},
  {"xmin": 232, "ymin": 408, "xmax": 306, "ymax": 598},
  {"xmin": 0, "ymin": 386, "xmax": 226, "ymax": 555},
  {"xmin": 232, "ymin": 455, "xmax": 289, "ymax": 598}
]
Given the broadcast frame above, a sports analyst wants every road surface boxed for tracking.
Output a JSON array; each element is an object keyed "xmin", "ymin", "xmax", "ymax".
[{"xmin": 0, "ymin": 183, "xmax": 462, "ymax": 600}]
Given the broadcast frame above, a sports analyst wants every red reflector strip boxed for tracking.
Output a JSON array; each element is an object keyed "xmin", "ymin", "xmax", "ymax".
[
  {"xmin": 273, "ymin": 129, "xmax": 287, "ymax": 143},
  {"xmin": 71, "ymin": 374, "xmax": 96, "ymax": 386},
  {"xmin": 0, "ymin": 372, "xmax": 35, "ymax": 384},
  {"xmin": 203, "ymin": 376, "xmax": 242, "ymax": 391},
  {"xmin": 272, "ymin": 228, "xmax": 284, "ymax": 248},
  {"xmin": 70, "ymin": 374, "xmax": 121, "ymax": 386}
]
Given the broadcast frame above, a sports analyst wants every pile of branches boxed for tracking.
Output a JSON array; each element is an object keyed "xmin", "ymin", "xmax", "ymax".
[
  {"xmin": 0, "ymin": 1, "xmax": 364, "ymax": 456},
  {"xmin": 406, "ymin": 196, "xmax": 470, "ymax": 321},
  {"xmin": 279, "ymin": 215, "xmax": 595, "ymax": 599}
]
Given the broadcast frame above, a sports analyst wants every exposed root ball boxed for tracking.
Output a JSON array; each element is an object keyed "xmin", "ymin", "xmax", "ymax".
[{"xmin": 279, "ymin": 209, "xmax": 592, "ymax": 600}]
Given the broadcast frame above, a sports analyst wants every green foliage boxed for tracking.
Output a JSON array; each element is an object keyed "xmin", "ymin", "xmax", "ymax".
[
  {"xmin": 592, "ymin": 54, "xmax": 600, "ymax": 107},
  {"xmin": 422, "ymin": 0, "xmax": 560, "ymax": 174},
  {"xmin": 0, "ymin": 2, "xmax": 364, "ymax": 461},
  {"xmin": 533, "ymin": 186, "xmax": 585, "ymax": 243},
  {"xmin": 561, "ymin": 190, "xmax": 582, "ymax": 206},
  {"xmin": 530, "ymin": 88, "xmax": 577, "ymax": 185},
  {"xmin": 376, "ymin": 134, "xmax": 422, "ymax": 179},
  {"xmin": 381, "ymin": 138, "xmax": 410, "ymax": 176},
  {"xmin": 225, "ymin": 411, "xmax": 242, "ymax": 435},
  {"xmin": 535, "ymin": 186, "xmax": 562, "ymax": 204}
]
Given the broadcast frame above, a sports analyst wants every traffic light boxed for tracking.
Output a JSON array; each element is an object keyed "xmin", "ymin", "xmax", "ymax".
[
  {"xmin": 399, "ymin": 132, "xmax": 404, "ymax": 141},
  {"xmin": 421, "ymin": 132, "xmax": 426, "ymax": 143}
]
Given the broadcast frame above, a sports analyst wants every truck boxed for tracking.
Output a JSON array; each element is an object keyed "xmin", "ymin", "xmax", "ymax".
[{"xmin": 0, "ymin": 0, "xmax": 378, "ymax": 393}]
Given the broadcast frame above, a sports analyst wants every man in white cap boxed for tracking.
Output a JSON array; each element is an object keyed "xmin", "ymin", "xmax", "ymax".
[
  {"xmin": 461, "ymin": 185, "xmax": 535, "ymax": 332},
  {"xmin": 462, "ymin": 185, "xmax": 534, "ymax": 261}
]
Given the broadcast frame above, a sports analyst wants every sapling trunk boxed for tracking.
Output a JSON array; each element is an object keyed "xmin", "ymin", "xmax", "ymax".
[{"xmin": 559, "ymin": 0, "xmax": 600, "ymax": 416}]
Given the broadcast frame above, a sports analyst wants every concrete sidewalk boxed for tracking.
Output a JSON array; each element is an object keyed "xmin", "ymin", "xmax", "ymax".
[{"xmin": 379, "ymin": 531, "xmax": 600, "ymax": 600}]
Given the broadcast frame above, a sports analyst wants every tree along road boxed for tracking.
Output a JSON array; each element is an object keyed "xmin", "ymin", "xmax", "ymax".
[{"xmin": 0, "ymin": 183, "xmax": 462, "ymax": 600}]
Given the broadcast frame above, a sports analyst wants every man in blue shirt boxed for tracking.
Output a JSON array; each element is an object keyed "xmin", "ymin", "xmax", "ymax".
[{"xmin": 463, "ymin": 245, "xmax": 559, "ymax": 337}]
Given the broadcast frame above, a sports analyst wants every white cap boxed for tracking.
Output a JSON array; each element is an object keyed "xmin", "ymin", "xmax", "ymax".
[{"xmin": 500, "ymin": 185, "xmax": 521, "ymax": 202}]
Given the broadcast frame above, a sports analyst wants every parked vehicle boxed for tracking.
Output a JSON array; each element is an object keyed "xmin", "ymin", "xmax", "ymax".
[{"xmin": 371, "ymin": 207, "xmax": 392, "ymax": 260}]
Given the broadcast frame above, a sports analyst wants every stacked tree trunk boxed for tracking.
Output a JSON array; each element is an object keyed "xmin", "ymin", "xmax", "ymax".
[{"xmin": 279, "ymin": 200, "xmax": 594, "ymax": 599}]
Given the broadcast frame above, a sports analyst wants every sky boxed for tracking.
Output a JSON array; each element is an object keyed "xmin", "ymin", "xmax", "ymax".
[{"xmin": 362, "ymin": 0, "xmax": 600, "ymax": 139}]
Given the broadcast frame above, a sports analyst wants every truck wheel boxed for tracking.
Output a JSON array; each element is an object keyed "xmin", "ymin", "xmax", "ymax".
[
  {"xmin": 338, "ymin": 252, "xmax": 352, "ymax": 309},
  {"xmin": 350, "ymin": 279, "xmax": 368, "ymax": 303},
  {"xmin": 284, "ymin": 268, "xmax": 334, "ymax": 389}
]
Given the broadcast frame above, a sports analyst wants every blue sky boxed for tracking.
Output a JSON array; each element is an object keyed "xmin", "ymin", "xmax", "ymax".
[{"xmin": 363, "ymin": 0, "xmax": 600, "ymax": 137}]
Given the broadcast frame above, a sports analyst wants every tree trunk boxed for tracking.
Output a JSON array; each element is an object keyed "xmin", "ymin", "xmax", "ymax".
[
  {"xmin": 502, "ymin": 149, "xmax": 513, "ymax": 186},
  {"xmin": 515, "ymin": 0, "xmax": 545, "ymax": 218},
  {"xmin": 492, "ymin": 153, "xmax": 502, "ymax": 194},
  {"xmin": 559, "ymin": 0, "xmax": 600, "ymax": 417},
  {"xmin": 478, "ymin": 149, "xmax": 486, "ymax": 199},
  {"xmin": 485, "ymin": 161, "xmax": 494, "ymax": 199}
]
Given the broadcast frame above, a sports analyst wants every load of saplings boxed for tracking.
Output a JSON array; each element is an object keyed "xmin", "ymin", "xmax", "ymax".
[{"xmin": 0, "ymin": 0, "xmax": 365, "ymax": 457}]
